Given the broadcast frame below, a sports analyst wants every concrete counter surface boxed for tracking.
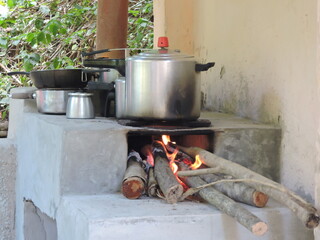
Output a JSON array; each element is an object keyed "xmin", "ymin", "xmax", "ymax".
[
  {"xmin": 22, "ymin": 110, "xmax": 280, "ymax": 132},
  {"xmin": 57, "ymin": 193, "xmax": 313, "ymax": 240}
]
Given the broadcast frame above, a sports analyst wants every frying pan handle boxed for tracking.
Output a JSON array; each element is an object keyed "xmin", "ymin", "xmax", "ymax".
[
  {"xmin": 82, "ymin": 69, "xmax": 111, "ymax": 73},
  {"xmin": 81, "ymin": 49, "xmax": 111, "ymax": 57},
  {"xmin": 7, "ymin": 71, "xmax": 30, "ymax": 76}
]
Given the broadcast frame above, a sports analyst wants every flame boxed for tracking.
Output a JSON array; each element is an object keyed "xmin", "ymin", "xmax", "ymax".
[
  {"xmin": 141, "ymin": 145, "xmax": 154, "ymax": 167},
  {"xmin": 146, "ymin": 153, "xmax": 154, "ymax": 167},
  {"xmin": 170, "ymin": 162, "xmax": 178, "ymax": 173},
  {"xmin": 168, "ymin": 149, "xmax": 179, "ymax": 174},
  {"xmin": 162, "ymin": 135, "xmax": 171, "ymax": 145},
  {"xmin": 190, "ymin": 155, "xmax": 202, "ymax": 170},
  {"xmin": 161, "ymin": 135, "xmax": 179, "ymax": 174},
  {"xmin": 161, "ymin": 135, "xmax": 176, "ymax": 145}
]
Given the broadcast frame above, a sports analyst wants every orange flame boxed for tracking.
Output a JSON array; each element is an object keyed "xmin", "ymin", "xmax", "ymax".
[
  {"xmin": 162, "ymin": 135, "xmax": 171, "ymax": 145},
  {"xmin": 162, "ymin": 135, "xmax": 176, "ymax": 145},
  {"xmin": 161, "ymin": 135, "xmax": 179, "ymax": 174},
  {"xmin": 190, "ymin": 155, "xmax": 202, "ymax": 170},
  {"xmin": 168, "ymin": 149, "xmax": 179, "ymax": 174}
]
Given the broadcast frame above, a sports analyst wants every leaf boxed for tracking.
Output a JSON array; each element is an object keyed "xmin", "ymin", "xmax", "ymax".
[
  {"xmin": 37, "ymin": 31, "xmax": 45, "ymax": 43},
  {"xmin": 59, "ymin": 28, "xmax": 67, "ymax": 34},
  {"xmin": 26, "ymin": 33, "xmax": 35, "ymax": 42},
  {"xmin": 53, "ymin": 58, "xmax": 60, "ymax": 69},
  {"xmin": 30, "ymin": 37, "xmax": 37, "ymax": 47},
  {"xmin": 30, "ymin": 53, "xmax": 40, "ymax": 63},
  {"xmin": 7, "ymin": 0, "xmax": 16, "ymax": 8},
  {"xmin": 49, "ymin": 22, "xmax": 59, "ymax": 35},
  {"xmin": 23, "ymin": 60, "xmax": 33, "ymax": 72},
  {"xmin": 0, "ymin": 37, "xmax": 7, "ymax": 47},
  {"xmin": 35, "ymin": 19, "xmax": 44, "ymax": 29},
  {"xmin": 39, "ymin": 5, "xmax": 50, "ymax": 15},
  {"xmin": 2, "ymin": 111, "xmax": 7, "ymax": 120},
  {"xmin": 45, "ymin": 33, "xmax": 52, "ymax": 44}
]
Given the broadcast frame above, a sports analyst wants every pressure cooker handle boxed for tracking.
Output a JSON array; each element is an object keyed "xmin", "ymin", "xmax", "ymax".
[{"xmin": 195, "ymin": 62, "xmax": 215, "ymax": 72}]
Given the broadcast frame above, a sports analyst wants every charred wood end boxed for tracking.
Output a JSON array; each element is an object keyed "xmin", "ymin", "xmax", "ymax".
[
  {"xmin": 121, "ymin": 177, "xmax": 145, "ymax": 199},
  {"xmin": 252, "ymin": 191, "xmax": 269, "ymax": 208},
  {"xmin": 306, "ymin": 214, "xmax": 320, "ymax": 229}
]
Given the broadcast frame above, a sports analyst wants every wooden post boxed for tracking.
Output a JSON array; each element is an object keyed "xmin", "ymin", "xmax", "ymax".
[{"xmin": 96, "ymin": 0, "xmax": 128, "ymax": 59}]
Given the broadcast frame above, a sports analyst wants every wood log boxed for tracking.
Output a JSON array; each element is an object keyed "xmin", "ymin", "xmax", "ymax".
[
  {"xmin": 0, "ymin": 130, "xmax": 7, "ymax": 138},
  {"xmin": 121, "ymin": 152, "xmax": 147, "ymax": 199},
  {"xmin": 178, "ymin": 167, "xmax": 220, "ymax": 177},
  {"xmin": 153, "ymin": 143, "xmax": 183, "ymax": 204},
  {"xmin": 147, "ymin": 167, "xmax": 158, "ymax": 197},
  {"xmin": 178, "ymin": 146, "xmax": 320, "ymax": 229},
  {"xmin": 201, "ymin": 173, "xmax": 268, "ymax": 208},
  {"xmin": 179, "ymin": 164, "xmax": 268, "ymax": 236},
  {"xmin": 0, "ymin": 121, "xmax": 8, "ymax": 131},
  {"xmin": 154, "ymin": 156, "xmax": 183, "ymax": 204}
]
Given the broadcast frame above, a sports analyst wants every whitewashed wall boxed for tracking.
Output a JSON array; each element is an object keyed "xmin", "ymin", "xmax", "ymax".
[{"xmin": 154, "ymin": 0, "xmax": 320, "ymax": 206}]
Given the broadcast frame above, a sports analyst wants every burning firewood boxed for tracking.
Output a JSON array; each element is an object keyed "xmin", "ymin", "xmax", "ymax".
[
  {"xmin": 166, "ymin": 144, "xmax": 268, "ymax": 207},
  {"xmin": 179, "ymin": 163, "xmax": 268, "ymax": 236},
  {"xmin": 121, "ymin": 151, "xmax": 147, "ymax": 199},
  {"xmin": 147, "ymin": 167, "xmax": 159, "ymax": 197},
  {"xmin": 177, "ymin": 146, "xmax": 320, "ymax": 229},
  {"xmin": 152, "ymin": 142, "xmax": 183, "ymax": 204}
]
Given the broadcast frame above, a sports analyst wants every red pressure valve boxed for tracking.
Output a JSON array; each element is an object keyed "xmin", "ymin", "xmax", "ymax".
[{"xmin": 158, "ymin": 36, "xmax": 169, "ymax": 48}]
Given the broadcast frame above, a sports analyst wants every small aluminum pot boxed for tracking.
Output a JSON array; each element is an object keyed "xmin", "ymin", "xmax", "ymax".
[
  {"xmin": 66, "ymin": 92, "xmax": 95, "ymax": 119},
  {"xmin": 34, "ymin": 89, "xmax": 74, "ymax": 114}
]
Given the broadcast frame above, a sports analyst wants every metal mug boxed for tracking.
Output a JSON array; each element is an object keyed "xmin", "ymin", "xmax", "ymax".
[{"xmin": 66, "ymin": 92, "xmax": 95, "ymax": 119}]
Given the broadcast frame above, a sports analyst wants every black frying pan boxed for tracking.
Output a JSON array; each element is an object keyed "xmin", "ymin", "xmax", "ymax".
[{"xmin": 7, "ymin": 69, "xmax": 108, "ymax": 89}]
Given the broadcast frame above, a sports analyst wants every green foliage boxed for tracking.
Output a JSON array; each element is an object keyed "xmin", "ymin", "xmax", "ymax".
[
  {"xmin": 0, "ymin": 0, "xmax": 153, "ymax": 120},
  {"xmin": 128, "ymin": 0, "xmax": 153, "ymax": 51}
]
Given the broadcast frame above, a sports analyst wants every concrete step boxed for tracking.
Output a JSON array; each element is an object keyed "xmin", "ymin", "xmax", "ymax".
[{"xmin": 57, "ymin": 193, "xmax": 313, "ymax": 240}]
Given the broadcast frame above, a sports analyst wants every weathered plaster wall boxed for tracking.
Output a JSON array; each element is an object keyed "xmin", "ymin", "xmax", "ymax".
[
  {"xmin": 154, "ymin": 0, "xmax": 319, "ymax": 204},
  {"xmin": 0, "ymin": 139, "xmax": 16, "ymax": 240}
]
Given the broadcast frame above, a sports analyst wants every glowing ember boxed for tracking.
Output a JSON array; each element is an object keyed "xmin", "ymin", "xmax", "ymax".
[{"xmin": 190, "ymin": 155, "xmax": 202, "ymax": 170}]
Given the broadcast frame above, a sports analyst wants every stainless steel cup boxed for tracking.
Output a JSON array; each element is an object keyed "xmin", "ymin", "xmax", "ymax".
[{"xmin": 66, "ymin": 92, "xmax": 95, "ymax": 119}]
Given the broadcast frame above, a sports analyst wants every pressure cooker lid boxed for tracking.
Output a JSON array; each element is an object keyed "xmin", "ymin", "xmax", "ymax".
[{"xmin": 132, "ymin": 49, "xmax": 193, "ymax": 60}]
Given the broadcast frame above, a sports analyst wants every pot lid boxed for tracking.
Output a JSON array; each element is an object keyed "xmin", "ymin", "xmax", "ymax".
[
  {"xmin": 128, "ymin": 36, "xmax": 193, "ymax": 60},
  {"xmin": 131, "ymin": 49, "xmax": 193, "ymax": 60}
]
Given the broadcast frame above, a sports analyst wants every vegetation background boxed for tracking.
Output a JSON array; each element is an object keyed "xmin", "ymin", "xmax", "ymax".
[{"xmin": 0, "ymin": 0, "xmax": 153, "ymax": 120}]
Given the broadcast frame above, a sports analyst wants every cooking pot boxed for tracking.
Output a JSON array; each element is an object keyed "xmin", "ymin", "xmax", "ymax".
[
  {"xmin": 66, "ymin": 92, "xmax": 95, "ymax": 119},
  {"xmin": 83, "ymin": 37, "xmax": 215, "ymax": 121},
  {"xmin": 7, "ymin": 69, "xmax": 109, "ymax": 89},
  {"xmin": 11, "ymin": 89, "xmax": 75, "ymax": 114}
]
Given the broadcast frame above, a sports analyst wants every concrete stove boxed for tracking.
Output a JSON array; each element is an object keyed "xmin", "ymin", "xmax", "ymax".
[{"xmin": 9, "ymin": 88, "xmax": 313, "ymax": 240}]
